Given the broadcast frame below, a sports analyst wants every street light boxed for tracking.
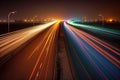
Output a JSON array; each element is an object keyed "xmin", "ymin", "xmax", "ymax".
[
  {"xmin": 98, "ymin": 14, "xmax": 104, "ymax": 26},
  {"xmin": 8, "ymin": 11, "xmax": 16, "ymax": 32},
  {"xmin": 33, "ymin": 16, "xmax": 37, "ymax": 25}
]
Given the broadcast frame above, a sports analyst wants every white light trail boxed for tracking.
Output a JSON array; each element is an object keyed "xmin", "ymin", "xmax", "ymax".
[{"xmin": 0, "ymin": 21, "xmax": 57, "ymax": 58}]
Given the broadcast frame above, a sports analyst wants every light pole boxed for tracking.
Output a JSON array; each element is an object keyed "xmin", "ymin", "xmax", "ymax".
[
  {"xmin": 98, "ymin": 14, "xmax": 104, "ymax": 26},
  {"xmin": 33, "ymin": 16, "xmax": 37, "ymax": 25},
  {"xmin": 8, "ymin": 11, "xmax": 16, "ymax": 32}
]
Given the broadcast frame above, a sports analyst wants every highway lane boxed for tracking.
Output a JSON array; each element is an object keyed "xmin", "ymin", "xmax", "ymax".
[
  {"xmin": 0, "ymin": 20, "xmax": 120, "ymax": 80},
  {"xmin": 0, "ymin": 21, "xmax": 60, "ymax": 80},
  {"xmin": 0, "ymin": 21, "xmax": 56, "ymax": 58},
  {"xmin": 67, "ymin": 20, "xmax": 120, "ymax": 48},
  {"xmin": 63, "ymin": 22, "xmax": 120, "ymax": 80}
]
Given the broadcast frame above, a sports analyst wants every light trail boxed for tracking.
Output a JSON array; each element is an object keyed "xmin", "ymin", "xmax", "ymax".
[
  {"xmin": 63, "ymin": 22, "xmax": 120, "ymax": 80},
  {"xmin": 0, "ymin": 21, "xmax": 57, "ymax": 58},
  {"xmin": 0, "ymin": 20, "xmax": 60, "ymax": 80},
  {"xmin": 67, "ymin": 20, "xmax": 120, "ymax": 36},
  {"xmin": 68, "ymin": 24, "xmax": 120, "ymax": 68},
  {"xmin": 0, "ymin": 20, "xmax": 119, "ymax": 80},
  {"xmin": 29, "ymin": 21, "xmax": 60, "ymax": 80}
]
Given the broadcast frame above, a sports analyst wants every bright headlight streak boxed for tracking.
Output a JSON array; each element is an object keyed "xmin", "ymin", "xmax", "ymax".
[
  {"xmin": 67, "ymin": 20, "xmax": 120, "ymax": 35},
  {"xmin": 0, "ymin": 21, "xmax": 57, "ymax": 57}
]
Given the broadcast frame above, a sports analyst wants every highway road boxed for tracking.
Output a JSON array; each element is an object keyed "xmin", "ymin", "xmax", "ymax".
[
  {"xmin": 0, "ymin": 20, "xmax": 120, "ymax": 80},
  {"xmin": 0, "ymin": 21, "xmax": 56, "ymax": 57},
  {"xmin": 0, "ymin": 21, "xmax": 60, "ymax": 80},
  {"xmin": 63, "ymin": 21, "xmax": 120, "ymax": 80}
]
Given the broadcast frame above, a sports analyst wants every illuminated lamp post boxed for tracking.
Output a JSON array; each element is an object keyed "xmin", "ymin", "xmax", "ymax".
[
  {"xmin": 98, "ymin": 14, "xmax": 104, "ymax": 26},
  {"xmin": 8, "ymin": 11, "xmax": 16, "ymax": 32}
]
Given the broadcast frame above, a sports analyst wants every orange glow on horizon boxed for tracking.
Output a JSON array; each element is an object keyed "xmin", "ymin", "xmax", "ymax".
[{"xmin": 107, "ymin": 18, "xmax": 113, "ymax": 22}]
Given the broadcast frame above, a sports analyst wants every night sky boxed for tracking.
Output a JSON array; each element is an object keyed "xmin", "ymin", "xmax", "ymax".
[{"xmin": 0, "ymin": 0, "xmax": 120, "ymax": 20}]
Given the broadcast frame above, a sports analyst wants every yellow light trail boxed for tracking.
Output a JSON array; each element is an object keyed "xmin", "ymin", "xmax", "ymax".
[{"xmin": 0, "ymin": 21, "xmax": 57, "ymax": 58}]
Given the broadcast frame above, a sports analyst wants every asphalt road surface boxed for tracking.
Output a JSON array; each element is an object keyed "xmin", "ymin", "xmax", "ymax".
[
  {"xmin": 0, "ymin": 21, "xmax": 120, "ymax": 80},
  {"xmin": 63, "ymin": 21, "xmax": 120, "ymax": 80},
  {"xmin": 0, "ymin": 21, "xmax": 60, "ymax": 80}
]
